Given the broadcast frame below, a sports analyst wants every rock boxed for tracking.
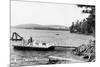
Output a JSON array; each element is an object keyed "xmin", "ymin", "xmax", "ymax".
[{"xmin": 72, "ymin": 39, "xmax": 95, "ymax": 62}]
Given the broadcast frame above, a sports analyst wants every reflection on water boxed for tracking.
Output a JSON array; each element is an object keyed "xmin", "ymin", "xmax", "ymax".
[{"xmin": 11, "ymin": 46, "xmax": 73, "ymax": 66}]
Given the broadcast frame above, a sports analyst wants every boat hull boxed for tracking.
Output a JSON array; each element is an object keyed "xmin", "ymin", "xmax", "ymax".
[{"xmin": 13, "ymin": 45, "xmax": 55, "ymax": 51}]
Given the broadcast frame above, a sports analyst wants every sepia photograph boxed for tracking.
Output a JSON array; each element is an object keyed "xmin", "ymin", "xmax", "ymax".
[{"xmin": 10, "ymin": 0, "xmax": 95, "ymax": 67}]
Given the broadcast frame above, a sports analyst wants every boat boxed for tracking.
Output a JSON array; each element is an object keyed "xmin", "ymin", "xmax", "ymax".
[
  {"xmin": 11, "ymin": 32, "xmax": 55, "ymax": 51},
  {"xmin": 12, "ymin": 40, "xmax": 55, "ymax": 51},
  {"xmin": 47, "ymin": 56, "xmax": 85, "ymax": 64}
]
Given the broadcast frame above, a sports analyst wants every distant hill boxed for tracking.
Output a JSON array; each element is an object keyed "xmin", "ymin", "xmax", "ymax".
[{"xmin": 12, "ymin": 24, "xmax": 69, "ymax": 31}]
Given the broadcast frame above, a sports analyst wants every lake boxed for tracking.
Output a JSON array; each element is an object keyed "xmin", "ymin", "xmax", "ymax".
[{"xmin": 10, "ymin": 28, "xmax": 93, "ymax": 67}]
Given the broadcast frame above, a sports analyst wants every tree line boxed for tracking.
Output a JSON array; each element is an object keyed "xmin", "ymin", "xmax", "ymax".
[{"xmin": 70, "ymin": 5, "xmax": 95, "ymax": 36}]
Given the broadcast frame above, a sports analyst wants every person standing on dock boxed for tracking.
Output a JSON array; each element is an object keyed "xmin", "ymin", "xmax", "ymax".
[{"xmin": 28, "ymin": 37, "xmax": 33, "ymax": 45}]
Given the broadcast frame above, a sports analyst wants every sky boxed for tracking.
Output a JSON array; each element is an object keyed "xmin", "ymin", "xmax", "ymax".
[{"xmin": 11, "ymin": 0, "xmax": 89, "ymax": 26}]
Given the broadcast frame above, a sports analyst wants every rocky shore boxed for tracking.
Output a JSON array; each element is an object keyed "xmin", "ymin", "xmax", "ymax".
[{"xmin": 72, "ymin": 38, "xmax": 95, "ymax": 62}]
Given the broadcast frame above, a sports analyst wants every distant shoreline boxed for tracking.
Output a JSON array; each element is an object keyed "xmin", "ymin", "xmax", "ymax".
[
  {"xmin": 11, "ymin": 27, "xmax": 70, "ymax": 31},
  {"xmin": 11, "ymin": 24, "xmax": 70, "ymax": 31}
]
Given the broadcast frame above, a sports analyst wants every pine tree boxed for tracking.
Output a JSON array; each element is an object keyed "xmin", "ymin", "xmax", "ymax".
[{"xmin": 77, "ymin": 4, "xmax": 95, "ymax": 35}]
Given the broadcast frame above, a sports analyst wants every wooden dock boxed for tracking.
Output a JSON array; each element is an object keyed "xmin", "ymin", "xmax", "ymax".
[{"xmin": 53, "ymin": 46, "xmax": 77, "ymax": 49}]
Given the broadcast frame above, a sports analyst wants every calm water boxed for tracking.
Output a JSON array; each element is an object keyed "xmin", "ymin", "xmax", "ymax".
[{"xmin": 10, "ymin": 28, "xmax": 93, "ymax": 67}]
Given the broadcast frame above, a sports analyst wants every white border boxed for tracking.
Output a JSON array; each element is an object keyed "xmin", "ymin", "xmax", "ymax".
[
  {"xmin": 0, "ymin": 0, "xmax": 98, "ymax": 67},
  {"xmin": 13, "ymin": 0, "xmax": 96, "ymax": 5}
]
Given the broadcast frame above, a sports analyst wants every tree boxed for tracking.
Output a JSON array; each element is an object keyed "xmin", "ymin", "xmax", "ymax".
[{"xmin": 77, "ymin": 4, "xmax": 95, "ymax": 35}]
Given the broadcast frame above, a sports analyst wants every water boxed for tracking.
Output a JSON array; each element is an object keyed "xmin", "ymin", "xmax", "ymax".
[{"xmin": 10, "ymin": 28, "xmax": 93, "ymax": 66}]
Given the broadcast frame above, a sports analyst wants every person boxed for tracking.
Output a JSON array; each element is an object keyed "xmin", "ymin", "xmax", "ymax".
[
  {"xmin": 28, "ymin": 37, "xmax": 33, "ymax": 44},
  {"xmin": 30, "ymin": 37, "xmax": 33, "ymax": 43}
]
